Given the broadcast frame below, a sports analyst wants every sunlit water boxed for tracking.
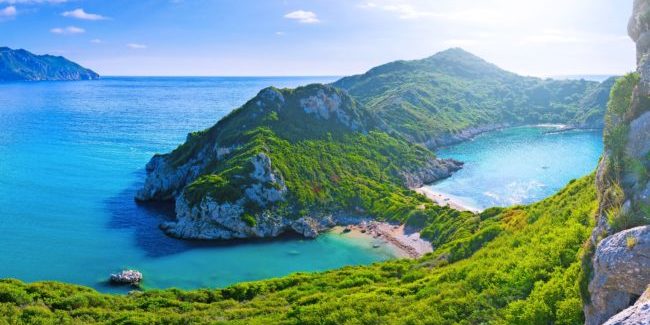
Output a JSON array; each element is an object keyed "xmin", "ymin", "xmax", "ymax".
[
  {"xmin": 428, "ymin": 126, "xmax": 603, "ymax": 211},
  {"xmin": 0, "ymin": 77, "xmax": 397, "ymax": 293}
]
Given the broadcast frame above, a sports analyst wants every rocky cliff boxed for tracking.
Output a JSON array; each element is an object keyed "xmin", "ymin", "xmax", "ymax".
[
  {"xmin": 603, "ymin": 286, "xmax": 650, "ymax": 325},
  {"xmin": 137, "ymin": 84, "xmax": 462, "ymax": 240},
  {"xmin": 585, "ymin": 1, "xmax": 650, "ymax": 323},
  {"xmin": 0, "ymin": 47, "xmax": 99, "ymax": 81}
]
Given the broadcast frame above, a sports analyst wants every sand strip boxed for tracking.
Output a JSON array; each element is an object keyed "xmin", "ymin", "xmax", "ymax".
[
  {"xmin": 414, "ymin": 186, "xmax": 482, "ymax": 213},
  {"xmin": 332, "ymin": 222, "xmax": 432, "ymax": 258}
]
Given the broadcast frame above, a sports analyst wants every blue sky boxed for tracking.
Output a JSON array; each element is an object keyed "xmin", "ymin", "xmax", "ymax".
[{"xmin": 0, "ymin": 0, "xmax": 635, "ymax": 76}]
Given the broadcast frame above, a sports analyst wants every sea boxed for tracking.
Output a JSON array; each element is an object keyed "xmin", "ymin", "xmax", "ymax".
[
  {"xmin": 0, "ymin": 77, "xmax": 397, "ymax": 293},
  {"xmin": 0, "ymin": 77, "xmax": 604, "ymax": 292}
]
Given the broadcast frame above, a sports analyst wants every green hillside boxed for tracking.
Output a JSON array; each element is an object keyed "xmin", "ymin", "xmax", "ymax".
[
  {"xmin": 334, "ymin": 48, "xmax": 613, "ymax": 145},
  {"xmin": 135, "ymin": 50, "xmax": 611, "ymax": 241}
]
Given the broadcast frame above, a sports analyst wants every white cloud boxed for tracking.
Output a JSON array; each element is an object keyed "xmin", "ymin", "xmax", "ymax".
[
  {"xmin": 275, "ymin": 31, "xmax": 285, "ymax": 36},
  {"xmin": 90, "ymin": 38, "xmax": 102, "ymax": 44},
  {"xmin": 127, "ymin": 43, "xmax": 147, "ymax": 49},
  {"xmin": 521, "ymin": 29, "xmax": 631, "ymax": 45},
  {"xmin": 284, "ymin": 10, "xmax": 319, "ymax": 24},
  {"xmin": 0, "ymin": 5, "xmax": 16, "ymax": 17},
  {"xmin": 359, "ymin": 2, "xmax": 433, "ymax": 19},
  {"xmin": 358, "ymin": 1, "xmax": 539, "ymax": 24},
  {"xmin": 443, "ymin": 39, "xmax": 479, "ymax": 47},
  {"xmin": 50, "ymin": 26, "xmax": 84, "ymax": 34},
  {"xmin": 62, "ymin": 8, "xmax": 107, "ymax": 20}
]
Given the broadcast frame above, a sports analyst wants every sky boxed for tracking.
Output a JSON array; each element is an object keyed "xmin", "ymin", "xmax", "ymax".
[{"xmin": 0, "ymin": 0, "xmax": 636, "ymax": 77}]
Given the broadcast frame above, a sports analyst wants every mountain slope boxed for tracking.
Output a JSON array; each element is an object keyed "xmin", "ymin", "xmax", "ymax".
[
  {"xmin": 334, "ymin": 48, "xmax": 613, "ymax": 147},
  {"xmin": 0, "ymin": 47, "xmax": 99, "ymax": 81}
]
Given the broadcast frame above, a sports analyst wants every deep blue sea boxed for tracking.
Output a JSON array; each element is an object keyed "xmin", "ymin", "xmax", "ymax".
[
  {"xmin": 0, "ymin": 77, "xmax": 398, "ymax": 293},
  {"xmin": 429, "ymin": 126, "xmax": 603, "ymax": 210}
]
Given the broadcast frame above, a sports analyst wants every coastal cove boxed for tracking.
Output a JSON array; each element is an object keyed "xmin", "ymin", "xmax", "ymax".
[
  {"xmin": 0, "ymin": 77, "xmax": 403, "ymax": 293},
  {"xmin": 420, "ymin": 126, "xmax": 604, "ymax": 211},
  {"xmin": 0, "ymin": 77, "xmax": 604, "ymax": 293}
]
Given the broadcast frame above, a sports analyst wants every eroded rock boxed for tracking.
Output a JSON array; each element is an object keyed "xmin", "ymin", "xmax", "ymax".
[
  {"xmin": 603, "ymin": 286, "xmax": 650, "ymax": 325},
  {"xmin": 400, "ymin": 157, "xmax": 463, "ymax": 188},
  {"xmin": 110, "ymin": 270, "xmax": 143, "ymax": 286},
  {"xmin": 586, "ymin": 226, "xmax": 650, "ymax": 325}
]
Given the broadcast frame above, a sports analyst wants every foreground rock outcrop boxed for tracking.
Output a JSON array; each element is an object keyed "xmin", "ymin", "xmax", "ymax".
[
  {"xmin": 588, "ymin": 227, "xmax": 650, "ymax": 324},
  {"xmin": 586, "ymin": 1, "xmax": 650, "ymax": 323},
  {"xmin": 603, "ymin": 286, "xmax": 650, "ymax": 325}
]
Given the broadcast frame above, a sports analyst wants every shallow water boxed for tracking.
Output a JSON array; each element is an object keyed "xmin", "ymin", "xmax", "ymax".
[
  {"xmin": 429, "ymin": 126, "xmax": 603, "ymax": 210},
  {"xmin": 0, "ymin": 77, "xmax": 397, "ymax": 293}
]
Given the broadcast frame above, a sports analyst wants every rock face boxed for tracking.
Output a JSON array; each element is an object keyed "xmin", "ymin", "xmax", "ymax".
[
  {"xmin": 160, "ymin": 153, "xmax": 291, "ymax": 240},
  {"xmin": 603, "ymin": 286, "xmax": 650, "ymax": 325},
  {"xmin": 0, "ymin": 47, "xmax": 99, "ymax": 81},
  {"xmin": 422, "ymin": 124, "xmax": 509, "ymax": 149},
  {"xmin": 626, "ymin": 111, "xmax": 650, "ymax": 160},
  {"xmin": 586, "ymin": 1, "xmax": 650, "ymax": 323},
  {"xmin": 400, "ymin": 157, "xmax": 463, "ymax": 188},
  {"xmin": 587, "ymin": 227, "xmax": 650, "ymax": 325},
  {"xmin": 300, "ymin": 88, "xmax": 365, "ymax": 132},
  {"xmin": 135, "ymin": 141, "xmax": 239, "ymax": 201},
  {"xmin": 110, "ymin": 270, "xmax": 143, "ymax": 286}
]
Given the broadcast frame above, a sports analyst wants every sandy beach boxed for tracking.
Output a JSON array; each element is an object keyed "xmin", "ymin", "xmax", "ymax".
[
  {"xmin": 414, "ymin": 186, "xmax": 482, "ymax": 213},
  {"xmin": 328, "ymin": 187, "xmax": 484, "ymax": 259},
  {"xmin": 331, "ymin": 222, "xmax": 433, "ymax": 258}
]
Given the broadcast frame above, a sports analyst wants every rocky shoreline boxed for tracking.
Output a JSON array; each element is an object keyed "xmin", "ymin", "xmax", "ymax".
[
  {"xmin": 137, "ymin": 149, "xmax": 463, "ymax": 242},
  {"xmin": 161, "ymin": 210, "xmax": 433, "ymax": 259},
  {"xmin": 423, "ymin": 123, "xmax": 603, "ymax": 150}
]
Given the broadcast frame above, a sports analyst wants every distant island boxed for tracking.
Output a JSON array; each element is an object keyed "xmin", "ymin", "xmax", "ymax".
[
  {"xmin": 135, "ymin": 48, "xmax": 615, "ymax": 243},
  {"xmin": 0, "ymin": 47, "xmax": 99, "ymax": 81}
]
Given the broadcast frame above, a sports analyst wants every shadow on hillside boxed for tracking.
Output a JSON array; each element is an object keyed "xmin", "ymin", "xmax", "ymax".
[{"xmin": 104, "ymin": 174, "xmax": 305, "ymax": 258}]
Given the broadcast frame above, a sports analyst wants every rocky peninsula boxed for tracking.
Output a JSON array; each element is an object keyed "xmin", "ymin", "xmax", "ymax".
[{"xmin": 136, "ymin": 85, "xmax": 463, "ymax": 243}]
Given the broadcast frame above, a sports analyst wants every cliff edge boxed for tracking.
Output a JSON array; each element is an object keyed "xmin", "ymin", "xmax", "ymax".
[{"xmin": 585, "ymin": 1, "xmax": 650, "ymax": 323}]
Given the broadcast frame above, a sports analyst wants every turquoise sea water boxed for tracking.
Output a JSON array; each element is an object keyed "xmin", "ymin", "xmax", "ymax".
[
  {"xmin": 429, "ymin": 126, "xmax": 603, "ymax": 210},
  {"xmin": 0, "ymin": 77, "xmax": 397, "ymax": 293}
]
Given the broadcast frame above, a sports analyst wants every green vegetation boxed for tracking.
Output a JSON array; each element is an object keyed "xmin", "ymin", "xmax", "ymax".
[
  {"xmin": 0, "ymin": 176, "xmax": 597, "ymax": 324},
  {"xmin": 155, "ymin": 50, "xmax": 612, "ymax": 229},
  {"xmin": 161, "ymin": 83, "xmax": 473, "ymax": 227},
  {"xmin": 0, "ymin": 47, "xmax": 99, "ymax": 81},
  {"xmin": 0, "ymin": 49, "xmax": 611, "ymax": 324},
  {"xmin": 602, "ymin": 73, "xmax": 650, "ymax": 231},
  {"xmin": 334, "ymin": 48, "xmax": 613, "ymax": 144}
]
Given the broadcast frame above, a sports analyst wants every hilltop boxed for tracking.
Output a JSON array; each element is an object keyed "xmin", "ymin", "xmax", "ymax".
[{"xmin": 334, "ymin": 48, "xmax": 614, "ymax": 147}]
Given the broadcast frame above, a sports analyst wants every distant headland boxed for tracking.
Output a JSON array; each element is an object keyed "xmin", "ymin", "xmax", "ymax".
[{"xmin": 0, "ymin": 47, "xmax": 99, "ymax": 81}]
